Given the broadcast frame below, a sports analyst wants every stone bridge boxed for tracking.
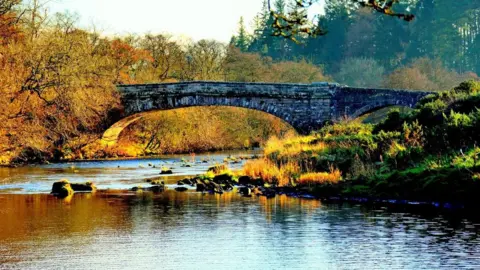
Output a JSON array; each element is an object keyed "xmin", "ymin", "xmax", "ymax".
[{"xmin": 102, "ymin": 81, "xmax": 433, "ymax": 145}]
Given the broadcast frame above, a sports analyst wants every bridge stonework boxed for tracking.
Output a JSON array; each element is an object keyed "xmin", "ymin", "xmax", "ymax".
[{"xmin": 102, "ymin": 82, "xmax": 433, "ymax": 144}]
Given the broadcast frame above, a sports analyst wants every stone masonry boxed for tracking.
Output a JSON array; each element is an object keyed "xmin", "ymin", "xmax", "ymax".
[{"xmin": 101, "ymin": 81, "xmax": 434, "ymax": 144}]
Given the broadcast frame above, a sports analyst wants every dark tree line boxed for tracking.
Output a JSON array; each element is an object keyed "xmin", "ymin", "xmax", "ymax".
[{"xmin": 232, "ymin": 0, "xmax": 480, "ymax": 78}]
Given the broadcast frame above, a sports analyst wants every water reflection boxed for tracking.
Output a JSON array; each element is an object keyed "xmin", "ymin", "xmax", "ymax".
[{"xmin": 1, "ymin": 192, "xmax": 479, "ymax": 269}]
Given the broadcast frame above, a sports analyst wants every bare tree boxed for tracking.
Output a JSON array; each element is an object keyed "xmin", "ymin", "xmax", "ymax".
[
  {"xmin": 139, "ymin": 34, "xmax": 184, "ymax": 81},
  {"xmin": 182, "ymin": 40, "xmax": 226, "ymax": 81}
]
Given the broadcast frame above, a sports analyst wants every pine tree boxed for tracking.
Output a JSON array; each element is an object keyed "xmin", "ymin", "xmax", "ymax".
[{"xmin": 234, "ymin": 17, "xmax": 250, "ymax": 52}]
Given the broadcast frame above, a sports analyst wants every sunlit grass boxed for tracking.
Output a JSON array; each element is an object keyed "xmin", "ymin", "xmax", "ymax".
[
  {"xmin": 297, "ymin": 167, "xmax": 342, "ymax": 185},
  {"xmin": 243, "ymin": 159, "xmax": 300, "ymax": 186},
  {"xmin": 264, "ymin": 134, "xmax": 326, "ymax": 160}
]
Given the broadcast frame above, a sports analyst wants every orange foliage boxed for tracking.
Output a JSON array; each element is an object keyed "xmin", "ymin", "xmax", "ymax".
[
  {"xmin": 110, "ymin": 39, "xmax": 153, "ymax": 84},
  {"xmin": 0, "ymin": 13, "xmax": 22, "ymax": 45}
]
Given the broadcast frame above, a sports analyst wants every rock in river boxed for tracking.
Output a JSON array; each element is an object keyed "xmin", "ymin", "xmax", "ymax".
[
  {"xmin": 70, "ymin": 181, "xmax": 97, "ymax": 192},
  {"xmin": 51, "ymin": 179, "xmax": 74, "ymax": 198}
]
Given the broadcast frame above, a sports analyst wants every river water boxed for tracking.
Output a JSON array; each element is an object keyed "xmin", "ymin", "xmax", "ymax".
[{"xmin": 0, "ymin": 152, "xmax": 479, "ymax": 269}]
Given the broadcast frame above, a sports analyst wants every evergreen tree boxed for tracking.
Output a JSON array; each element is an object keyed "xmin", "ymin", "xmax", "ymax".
[
  {"xmin": 248, "ymin": 0, "xmax": 291, "ymax": 60},
  {"xmin": 246, "ymin": 0, "xmax": 480, "ymax": 76},
  {"xmin": 232, "ymin": 17, "xmax": 250, "ymax": 52}
]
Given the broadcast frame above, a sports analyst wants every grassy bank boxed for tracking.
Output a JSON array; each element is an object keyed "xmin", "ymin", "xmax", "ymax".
[{"xmin": 241, "ymin": 81, "xmax": 480, "ymax": 205}]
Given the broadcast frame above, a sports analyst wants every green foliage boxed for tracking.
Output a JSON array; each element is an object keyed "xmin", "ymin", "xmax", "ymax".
[
  {"xmin": 452, "ymin": 148, "xmax": 480, "ymax": 169},
  {"xmin": 231, "ymin": 17, "xmax": 251, "ymax": 52},
  {"xmin": 454, "ymin": 80, "xmax": 480, "ymax": 94},
  {"xmin": 244, "ymin": 1, "xmax": 480, "ymax": 78},
  {"xmin": 261, "ymin": 81, "xmax": 480, "ymax": 204},
  {"xmin": 373, "ymin": 108, "xmax": 410, "ymax": 133}
]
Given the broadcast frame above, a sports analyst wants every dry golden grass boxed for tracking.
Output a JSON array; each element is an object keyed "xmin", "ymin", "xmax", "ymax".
[
  {"xmin": 264, "ymin": 134, "xmax": 326, "ymax": 160},
  {"xmin": 243, "ymin": 159, "xmax": 300, "ymax": 186},
  {"xmin": 297, "ymin": 167, "xmax": 342, "ymax": 185},
  {"xmin": 280, "ymin": 142, "xmax": 326, "ymax": 158}
]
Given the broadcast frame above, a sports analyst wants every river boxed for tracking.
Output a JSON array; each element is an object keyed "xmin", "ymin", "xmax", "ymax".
[{"xmin": 0, "ymin": 151, "xmax": 479, "ymax": 269}]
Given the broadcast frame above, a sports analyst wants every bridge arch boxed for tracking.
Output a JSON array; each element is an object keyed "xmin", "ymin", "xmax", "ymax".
[
  {"xmin": 350, "ymin": 100, "xmax": 416, "ymax": 119},
  {"xmin": 330, "ymin": 87, "xmax": 430, "ymax": 120},
  {"xmin": 101, "ymin": 105, "xmax": 296, "ymax": 146},
  {"xmin": 102, "ymin": 81, "xmax": 433, "ymax": 146}
]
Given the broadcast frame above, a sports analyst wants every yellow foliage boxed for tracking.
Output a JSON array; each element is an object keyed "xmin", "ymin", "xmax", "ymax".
[{"xmin": 387, "ymin": 141, "xmax": 406, "ymax": 157}]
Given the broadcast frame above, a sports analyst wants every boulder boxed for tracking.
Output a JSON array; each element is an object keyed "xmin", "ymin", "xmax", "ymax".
[
  {"xmin": 70, "ymin": 181, "xmax": 97, "ymax": 192},
  {"xmin": 160, "ymin": 169, "xmax": 173, "ymax": 175},
  {"xmin": 178, "ymin": 178, "xmax": 193, "ymax": 186},
  {"xmin": 131, "ymin": 183, "xmax": 165, "ymax": 193},
  {"xmin": 150, "ymin": 180, "xmax": 164, "ymax": 186},
  {"xmin": 207, "ymin": 164, "xmax": 227, "ymax": 174},
  {"xmin": 51, "ymin": 179, "xmax": 74, "ymax": 198},
  {"xmin": 238, "ymin": 176, "xmax": 251, "ymax": 186},
  {"xmin": 210, "ymin": 182, "xmax": 223, "ymax": 194},
  {"xmin": 213, "ymin": 173, "xmax": 232, "ymax": 184},
  {"xmin": 131, "ymin": 186, "xmax": 142, "ymax": 192},
  {"xmin": 196, "ymin": 182, "xmax": 206, "ymax": 192},
  {"xmin": 149, "ymin": 184, "xmax": 166, "ymax": 193}
]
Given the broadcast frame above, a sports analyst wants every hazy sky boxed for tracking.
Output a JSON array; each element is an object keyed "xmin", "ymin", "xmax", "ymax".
[{"xmin": 48, "ymin": 0, "xmax": 324, "ymax": 42}]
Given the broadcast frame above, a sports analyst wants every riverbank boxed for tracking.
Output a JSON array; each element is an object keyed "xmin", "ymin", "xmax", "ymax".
[
  {"xmin": 0, "ymin": 149, "xmax": 262, "ymax": 168},
  {"xmin": 237, "ymin": 81, "xmax": 480, "ymax": 207},
  {"xmin": 1, "ymin": 106, "xmax": 292, "ymax": 166}
]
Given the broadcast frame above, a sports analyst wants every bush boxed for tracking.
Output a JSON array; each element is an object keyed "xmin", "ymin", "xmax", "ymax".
[{"xmin": 454, "ymin": 80, "xmax": 480, "ymax": 94}]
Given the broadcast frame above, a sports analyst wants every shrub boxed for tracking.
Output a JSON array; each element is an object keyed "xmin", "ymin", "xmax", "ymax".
[
  {"xmin": 373, "ymin": 108, "xmax": 411, "ymax": 133},
  {"xmin": 454, "ymin": 80, "xmax": 480, "ymax": 94}
]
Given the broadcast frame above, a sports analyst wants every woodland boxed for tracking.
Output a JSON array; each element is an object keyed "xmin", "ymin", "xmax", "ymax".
[{"xmin": 1, "ymin": 0, "xmax": 479, "ymax": 165}]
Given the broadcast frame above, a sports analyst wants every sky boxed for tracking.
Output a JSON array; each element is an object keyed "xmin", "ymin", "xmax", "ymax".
[{"xmin": 48, "ymin": 0, "xmax": 324, "ymax": 42}]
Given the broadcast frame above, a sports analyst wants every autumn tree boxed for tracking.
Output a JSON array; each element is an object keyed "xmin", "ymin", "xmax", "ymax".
[
  {"xmin": 384, "ymin": 58, "xmax": 479, "ymax": 91},
  {"xmin": 334, "ymin": 57, "xmax": 385, "ymax": 87},
  {"xmin": 269, "ymin": 60, "xmax": 331, "ymax": 83},
  {"xmin": 109, "ymin": 37, "xmax": 153, "ymax": 84},
  {"xmin": 137, "ymin": 34, "xmax": 184, "ymax": 82},
  {"xmin": 0, "ymin": 0, "xmax": 22, "ymax": 44},
  {"xmin": 224, "ymin": 46, "xmax": 270, "ymax": 82},
  {"xmin": 181, "ymin": 39, "xmax": 225, "ymax": 81},
  {"xmin": 0, "ymin": 10, "xmax": 124, "ymax": 162}
]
